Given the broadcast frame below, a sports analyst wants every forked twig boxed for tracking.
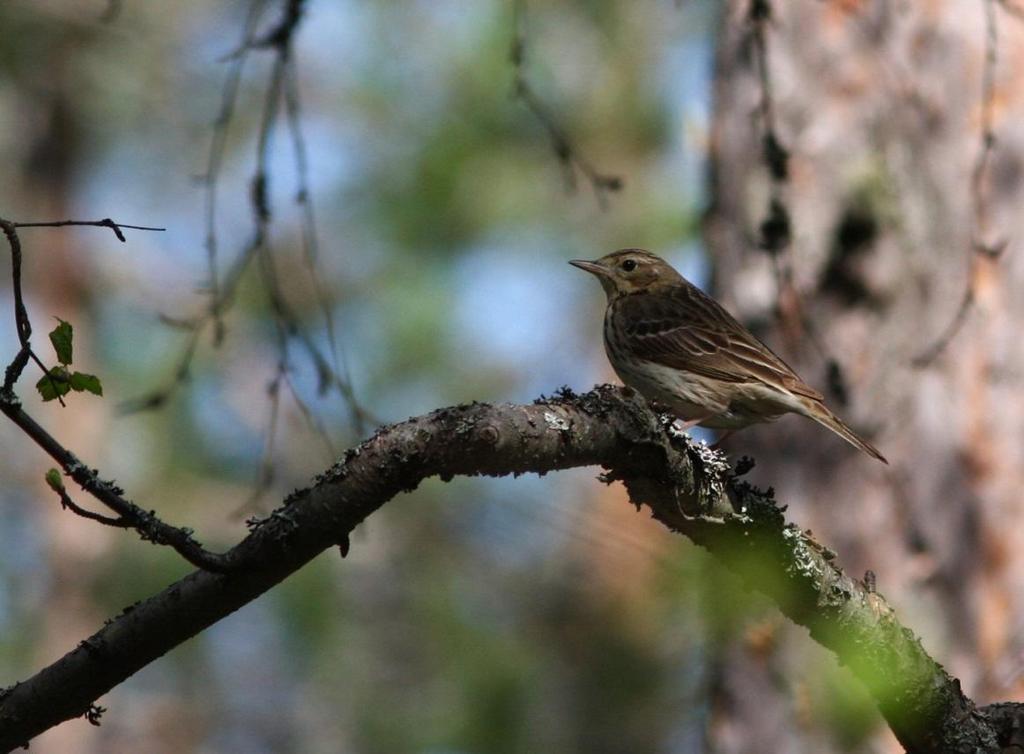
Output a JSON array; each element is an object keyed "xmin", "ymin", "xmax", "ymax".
[{"xmin": 0, "ymin": 218, "xmax": 233, "ymax": 572}]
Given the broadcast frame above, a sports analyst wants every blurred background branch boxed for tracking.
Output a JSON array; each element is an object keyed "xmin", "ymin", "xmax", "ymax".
[{"xmin": 510, "ymin": 0, "xmax": 624, "ymax": 207}]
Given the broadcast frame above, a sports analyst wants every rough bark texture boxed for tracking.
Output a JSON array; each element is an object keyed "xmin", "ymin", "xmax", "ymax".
[
  {"xmin": 705, "ymin": 2, "xmax": 1024, "ymax": 750},
  {"xmin": 0, "ymin": 386, "xmax": 1019, "ymax": 752}
]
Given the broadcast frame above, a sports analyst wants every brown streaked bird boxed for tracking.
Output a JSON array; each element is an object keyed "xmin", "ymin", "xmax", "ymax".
[{"xmin": 570, "ymin": 249, "xmax": 887, "ymax": 464}]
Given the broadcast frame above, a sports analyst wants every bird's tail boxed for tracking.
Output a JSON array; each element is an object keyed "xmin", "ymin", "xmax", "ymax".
[{"xmin": 802, "ymin": 400, "xmax": 888, "ymax": 464}]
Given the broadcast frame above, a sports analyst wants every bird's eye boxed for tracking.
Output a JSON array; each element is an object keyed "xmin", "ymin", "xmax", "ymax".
[{"xmin": 621, "ymin": 259, "xmax": 637, "ymax": 272}]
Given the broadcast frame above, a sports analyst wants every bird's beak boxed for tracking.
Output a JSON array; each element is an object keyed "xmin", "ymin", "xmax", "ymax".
[{"xmin": 569, "ymin": 259, "xmax": 607, "ymax": 277}]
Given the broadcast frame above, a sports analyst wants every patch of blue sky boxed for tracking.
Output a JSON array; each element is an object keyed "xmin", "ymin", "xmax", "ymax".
[
  {"xmin": 328, "ymin": 295, "xmax": 387, "ymax": 392},
  {"xmin": 663, "ymin": 642, "xmax": 714, "ymax": 754},
  {"xmin": 305, "ymin": 0, "xmax": 495, "ymax": 73},
  {"xmin": 451, "ymin": 235, "xmax": 595, "ymax": 401},
  {"xmin": 657, "ymin": 19, "xmax": 714, "ymax": 204},
  {"xmin": 92, "ymin": 298, "xmax": 189, "ymax": 380},
  {"xmin": 0, "ymin": 294, "xmax": 54, "ymax": 628},
  {"xmin": 675, "ymin": 240, "xmax": 711, "ymax": 291},
  {"xmin": 297, "ymin": 0, "xmax": 376, "ymax": 80},
  {"xmin": 0, "ymin": 493, "xmax": 47, "ymax": 635},
  {"xmin": 75, "ymin": 140, "xmax": 218, "ymax": 279},
  {"xmin": 0, "ymin": 292, "xmax": 16, "ymax": 362},
  {"xmin": 188, "ymin": 375, "xmax": 265, "ymax": 472},
  {"xmin": 371, "ymin": 374, "xmax": 453, "ymax": 427}
]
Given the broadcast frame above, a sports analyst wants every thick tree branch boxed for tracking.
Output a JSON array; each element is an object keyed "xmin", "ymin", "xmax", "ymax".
[{"xmin": 0, "ymin": 386, "xmax": 1018, "ymax": 751}]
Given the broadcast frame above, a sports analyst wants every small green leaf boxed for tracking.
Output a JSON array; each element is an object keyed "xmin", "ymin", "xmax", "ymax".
[
  {"xmin": 69, "ymin": 372, "xmax": 103, "ymax": 396},
  {"xmin": 36, "ymin": 367, "xmax": 71, "ymax": 402},
  {"xmin": 44, "ymin": 468, "xmax": 64, "ymax": 492},
  {"xmin": 48, "ymin": 319, "xmax": 74, "ymax": 365}
]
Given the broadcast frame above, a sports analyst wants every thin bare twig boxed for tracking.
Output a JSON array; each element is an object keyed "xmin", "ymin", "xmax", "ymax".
[
  {"xmin": 3, "ymin": 219, "xmax": 84, "ymax": 405},
  {"xmin": 1, "ymin": 397, "xmax": 235, "ymax": 571},
  {"xmin": 14, "ymin": 218, "xmax": 165, "ymax": 241},
  {"xmin": 0, "ymin": 218, "xmax": 232, "ymax": 572},
  {"xmin": 50, "ymin": 478, "xmax": 131, "ymax": 529}
]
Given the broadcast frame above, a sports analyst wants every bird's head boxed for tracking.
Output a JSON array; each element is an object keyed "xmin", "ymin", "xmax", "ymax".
[{"xmin": 569, "ymin": 249, "xmax": 682, "ymax": 299}]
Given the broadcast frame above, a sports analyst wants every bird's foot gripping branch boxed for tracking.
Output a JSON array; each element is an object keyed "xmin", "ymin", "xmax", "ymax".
[{"xmin": 0, "ymin": 386, "xmax": 1019, "ymax": 752}]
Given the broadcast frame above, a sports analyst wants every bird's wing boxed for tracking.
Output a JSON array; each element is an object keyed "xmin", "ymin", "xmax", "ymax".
[{"xmin": 615, "ymin": 287, "xmax": 823, "ymax": 401}]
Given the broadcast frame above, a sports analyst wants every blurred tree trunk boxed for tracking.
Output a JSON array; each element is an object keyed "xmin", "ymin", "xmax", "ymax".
[{"xmin": 704, "ymin": 1, "xmax": 1024, "ymax": 751}]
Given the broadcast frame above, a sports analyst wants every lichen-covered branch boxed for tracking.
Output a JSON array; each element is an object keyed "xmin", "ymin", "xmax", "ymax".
[{"xmin": 0, "ymin": 387, "xmax": 1017, "ymax": 751}]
